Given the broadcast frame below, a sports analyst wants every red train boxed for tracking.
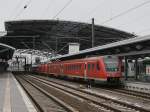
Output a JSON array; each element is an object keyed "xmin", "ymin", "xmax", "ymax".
[{"xmin": 36, "ymin": 55, "xmax": 122, "ymax": 83}]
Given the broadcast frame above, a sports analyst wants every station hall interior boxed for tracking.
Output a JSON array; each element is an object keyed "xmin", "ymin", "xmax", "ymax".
[
  {"xmin": 2, "ymin": 1, "xmax": 150, "ymax": 112},
  {"xmin": 0, "ymin": 19, "xmax": 150, "ymax": 83}
]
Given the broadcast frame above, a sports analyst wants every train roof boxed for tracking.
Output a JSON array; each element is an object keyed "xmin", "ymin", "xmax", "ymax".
[{"xmin": 50, "ymin": 55, "xmax": 118, "ymax": 64}]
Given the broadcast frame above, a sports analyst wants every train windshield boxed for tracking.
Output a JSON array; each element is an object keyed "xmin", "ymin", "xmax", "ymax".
[{"xmin": 104, "ymin": 56, "xmax": 119, "ymax": 72}]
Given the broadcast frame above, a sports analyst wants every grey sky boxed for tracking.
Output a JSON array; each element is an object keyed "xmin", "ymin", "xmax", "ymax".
[{"xmin": 0, "ymin": 0, "xmax": 150, "ymax": 36}]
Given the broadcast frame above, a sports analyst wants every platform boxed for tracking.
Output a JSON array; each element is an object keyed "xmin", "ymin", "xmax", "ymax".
[
  {"xmin": 123, "ymin": 81, "xmax": 150, "ymax": 93},
  {"xmin": 0, "ymin": 72, "xmax": 37, "ymax": 112}
]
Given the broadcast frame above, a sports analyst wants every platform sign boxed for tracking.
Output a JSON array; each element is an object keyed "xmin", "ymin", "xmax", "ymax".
[
  {"xmin": 146, "ymin": 65, "xmax": 150, "ymax": 76},
  {"xmin": 69, "ymin": 43, "xmax": 80, "ymax": 54}
]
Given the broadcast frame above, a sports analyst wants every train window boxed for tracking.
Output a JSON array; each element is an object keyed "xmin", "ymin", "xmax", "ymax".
[
  {"xmin": 73, "ymin": 65, "xmax": 74, "ymax": 70},
  {"xmin": 88, "ymin": 64, "xmax": 91, "ymax": 71},
  {"xmin": 79, "ymin": 65, "xmax": 80, "ymax": 70},
  {"xmin": 92, "ymin": 64, "xmax": 95, "ymax": 71},
  {"xmin": 73, "ymin": 65, "xmax": 74, "ymax": 71},
  {"xmin": 96, "ymin": 62, "xmax": 100, "ymax": 71},
  {"xmin": 73, "ymin": 65, "xmax": 75, "ymax": 70},
  {"xmin": 69, "ymin": 65, "xmax": 70, "ymax": 71},
  {"xmin": 76, "ymin": 65, "xmax": 77, "ymax": 70},
  {"xmin": 76, "ymin": 65, "xmax": 77, "ymax": 71}
]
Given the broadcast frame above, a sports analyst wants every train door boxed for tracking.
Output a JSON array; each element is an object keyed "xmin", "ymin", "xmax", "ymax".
[
  {"xmin": 60, "ymin": 64, "xmax": 63, "ymax": 75},
  {"xmin": 84, "ymin": 62, "xmax": 87, "ymax": 80}
]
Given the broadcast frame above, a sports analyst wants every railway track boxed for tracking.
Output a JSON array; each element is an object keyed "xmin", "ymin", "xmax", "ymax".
[
  {"xmin": 91, "ymin": 83, "xmax": 150, "ymax": 102},
  {"xmin": 15, "ymin": 75, "xmax": 78, "ymax": 112},
  {"xmin": 36, "ymin": 74, "xmax": 150, "ymax": 102},
  {"xmin": 16, "ymin": 75, "xmax": 117, "ymax": 112},
  {"xmin": 22, "ymin": 74, "xmax": 150, "ymax": 112},
  {"xmin": 110, "ymin": 88, "xmax": 150, "ymax": 100}
]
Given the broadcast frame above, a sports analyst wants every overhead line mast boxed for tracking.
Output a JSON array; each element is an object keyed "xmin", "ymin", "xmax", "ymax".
[{"xmin": 92, "ymin": 18, "xmax": 95, "ymax": 48}]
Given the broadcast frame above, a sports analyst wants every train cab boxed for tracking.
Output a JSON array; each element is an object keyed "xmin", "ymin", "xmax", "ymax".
[{"xmin": 103, "ymin": 56, "xmax": 122, "ymax": 82}]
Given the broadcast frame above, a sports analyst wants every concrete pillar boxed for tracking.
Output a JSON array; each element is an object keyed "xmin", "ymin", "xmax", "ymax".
[{"xmin": 124, "ymin": 56, "xmax": 128, "ymax": 80}]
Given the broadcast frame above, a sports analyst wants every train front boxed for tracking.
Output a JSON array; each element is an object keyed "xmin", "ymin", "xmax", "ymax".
[{"xmin": 103, "ymin": 56, "xmax": 122, "ymax": 83}]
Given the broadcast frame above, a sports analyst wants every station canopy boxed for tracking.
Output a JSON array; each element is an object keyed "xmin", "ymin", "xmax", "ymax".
[
  {"xmin": 0, "ymin": 20, "xmax": 135, "ymax": 57},
  {"xmin": 0, "ymin": 43, "xmax": 15, "ymax": 60}
]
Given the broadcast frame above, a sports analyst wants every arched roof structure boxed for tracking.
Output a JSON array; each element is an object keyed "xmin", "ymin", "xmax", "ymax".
[{"xmin": 0, "ymin": 20, "xmax": 135, "ymax": 56}]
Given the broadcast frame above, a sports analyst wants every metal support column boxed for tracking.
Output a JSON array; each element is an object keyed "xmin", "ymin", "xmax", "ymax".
[
  {"xmin": 124, "ymin": 56, "xmax": 128, "ymax": 80},
  {"xmin": 92, "ymin": 18, "xmax": 95, "ymax": 47},
  {"xmin": 135, "ymin": 58, "xmax": 138, "ymax": 80},
  {"xmin": 33, "ymin": 37, "xmax": 35, "ymax": 49},
  {"xmin": 55, "ymin": 36, "xmax": 58, "ymax": 55},
  {"xmin": 16, "ymin": 56, "xmax": 19, "ymax": 71},
  {"xmin": 30, "ymin": 53, "xmax": 32, "ymax": 71}
]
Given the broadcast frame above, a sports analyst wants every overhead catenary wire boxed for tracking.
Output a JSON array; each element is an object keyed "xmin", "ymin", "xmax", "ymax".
[
  {"xmin": 56, "ymin": 0, "xmax": 150, "ymax": 36},
  {"xmin": 137, "ymin": 27, "xmax": 150, "ymax": 34},
  {"xmin": 52, "ymin": 0, "xmax": 73, "ymax": 19},
  {"xmin": 101, "ymin": 0, "xmax": 150, "ymax": 24},
  {"xmin": 54, "ymin": 0, "xmax": 107, "ymax": 36},
  {"xmin": 57, "ymin": 43, "xmax": 68, "ymax": 54},
  {"xmin": 41, "ymin": 0, "xmax": 53, "ymax": 17},
  {"xmin": 9, "ymin": 0, "xmax": 25, "ymax": 19},
  {"xmin": 81, "ymin": 0, "xmax": 106, "ymax": 21},
  {"xmin": 14, "ymin": 0, "xmax": 32, "ymax": 19}
]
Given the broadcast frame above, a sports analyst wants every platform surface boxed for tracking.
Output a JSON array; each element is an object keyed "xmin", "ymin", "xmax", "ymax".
[
  {"xmin": 0, "ymin": 72, "xmax": 37, "ymax": 112},
  {"xmin": 124, "ymin": 80, "xmax": 150, "ymax": 93}
]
